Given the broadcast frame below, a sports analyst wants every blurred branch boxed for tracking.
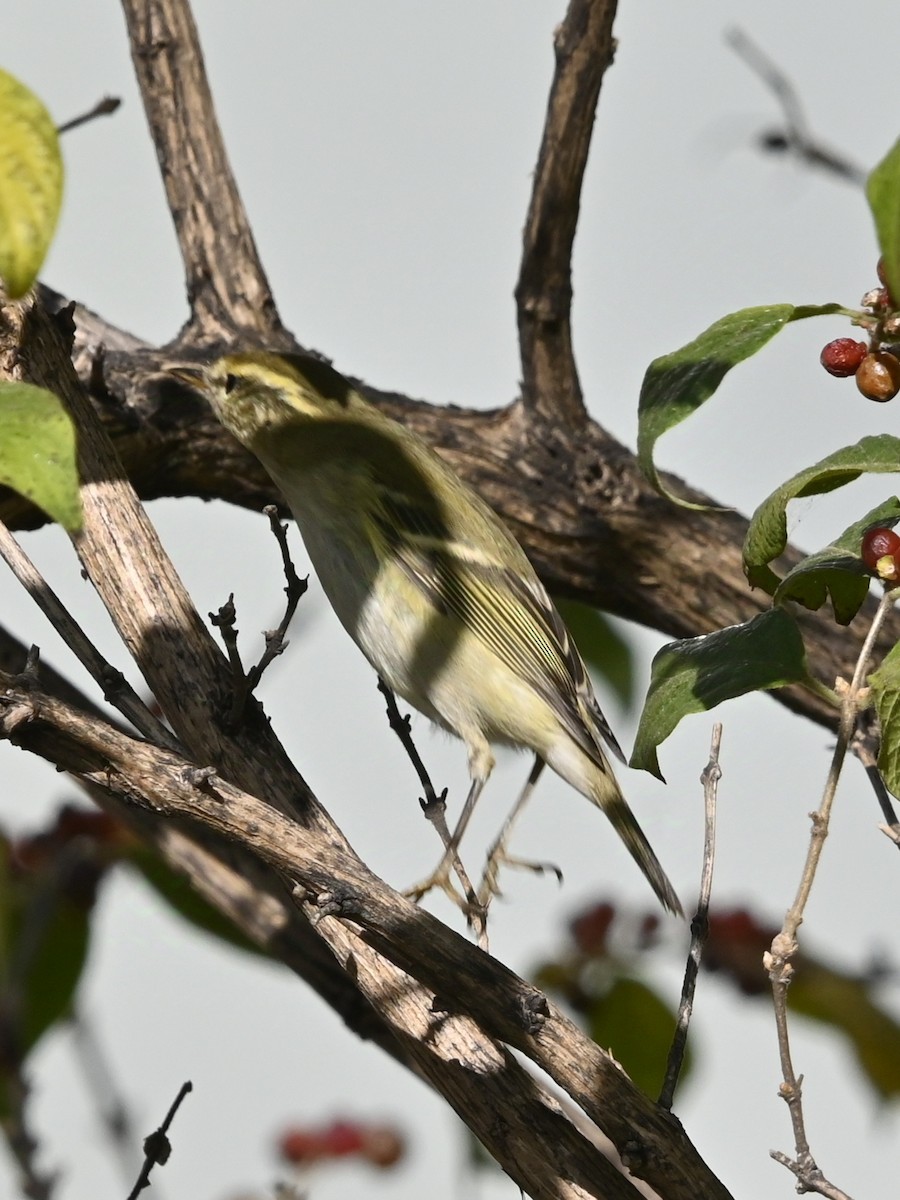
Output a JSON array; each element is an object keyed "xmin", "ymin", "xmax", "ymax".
[{"xmin": 726, "ymin": 28, "xmax": 866, "ymax": 186}]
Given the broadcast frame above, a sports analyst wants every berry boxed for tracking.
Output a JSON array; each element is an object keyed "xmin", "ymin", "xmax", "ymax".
[
  {"xmin": 856, "ymin": 351, "xmax": 900, "ymax": 402},
  {"xmin": 360, "ymin": 1126, "xmax": 406, "ymax": 1168},
  {"xmin": 819, "ymin": 338, "xmax": 867, "ymax": 377},
  {"xmin": 861, "ymin": 527, "xmax": 900, "ymax": 571},
  {"xmin": 861, "ymin": 528, "xmax": 900, "ymax": 582}
]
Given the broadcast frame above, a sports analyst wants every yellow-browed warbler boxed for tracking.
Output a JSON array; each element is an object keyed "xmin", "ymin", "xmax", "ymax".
[{"xmin": 171, "ymin": 353, "xmax": 682, "ymax": 919}]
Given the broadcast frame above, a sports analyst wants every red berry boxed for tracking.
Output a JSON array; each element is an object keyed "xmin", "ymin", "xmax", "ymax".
[
  {"xmin": 819, "ymin": 338, "xmax": 867, "ymax": 377},
  {"xmin": 278, "ymin": 1130, "xmax": 321, "ymax": 1164},
  {"xmin": 320, "ymin": 1121, "xmax": 366, "ymax": 1157},
  {"xmin": 856, "ymin": 351, "xmax": 900, "ymax": 401},
  {"xmin": 862, "ymin": 527, "xmax": 900, "ymax": 569}
]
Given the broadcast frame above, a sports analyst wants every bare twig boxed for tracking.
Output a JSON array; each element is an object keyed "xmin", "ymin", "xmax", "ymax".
[
  {"xmin": 766, "ymin": 587, "xmax": 898, "ymax": 1194},
  {"xmin": 209, "ymin": 511, "xmax": 308, "ymax": 725},
  {"xmin": 125, "ymin": 1080, "xmax": 193, "ymax": 1200},
  {"xmin": 375, "ymin": 678, "xmax": 483, "ymax": 931},
  {"xmin": 659, "ymin": 723, "xmax": 721, "ymax": 1110},
  {"xmin": 726, "ymin": 29, "xmax": 866, "ymax": 186},
  {"xmin": 0, "ymin": 518, "xmax": 180, "ymax": 750},
  {"xmin": 850, "ymin": 712, "xmax": 900, "ymax": 847},
  {"xmin": 376, "ymin": 677, "xmax": 444, "ymax": 809},
  {"xmin": 242, "ymin": 506, "xmax": 308, "ymax": 694},
  {"xmin": 56, "ymin": 95, "xmax": 121, "ymax": 135}
]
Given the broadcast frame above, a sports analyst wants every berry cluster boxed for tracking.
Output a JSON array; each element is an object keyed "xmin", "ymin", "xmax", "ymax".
[
  {"xmin": 861, "ymin": 527, "xmax": 900, "ymax": 584},
  {"xmin": 278, "ymin": 1119, "xmax": 405, "ymax": 1169},
  {"xmin": 820, "ymin": 259, "xmax": 900, "ymax": 401}
]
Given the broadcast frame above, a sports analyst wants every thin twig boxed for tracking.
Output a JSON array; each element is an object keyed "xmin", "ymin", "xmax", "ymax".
[
  {"xmin": 210, "ymin": 510, "xmax": 308, "ymax": 725},
  {"xmin": 726, "ymin": 28, "xmax": 866, "ymax": 186},
  {"xmin": 659, "ymin": 723, "xmax": 721, "ymax": 1110},
  {"xmin": 376, "ymin": 677, "xmax": 444, "ymax": 808},
  {"xmin": 767, "ymin": 587, "xmax": 898, "ymax": 1195},
  {"xmin": 850, "ymin": 712, "xmax": 900, "ymax": 847},
  {"xmin": 56, "ymin": 95, "xmax": 121, "ymax": 135},
  {"xmin": 125, "ymin": 1080, "xmax": 193, "ymax": 1200},
  {"xmin": 0, "ymin": 519, "xmax": 181, "ymax": 750},
  {"xmin": 375, "ymin": 677, "xmax": 484, "ymax": 937},
  {"xmin": 242, "ymin": 506, "xmax": 308, "ymax": 694}
]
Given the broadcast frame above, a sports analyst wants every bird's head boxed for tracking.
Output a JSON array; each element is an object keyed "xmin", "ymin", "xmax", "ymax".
[{"xmin": 169, "ymin": 351, "xmax": 355, "ymax": 444}]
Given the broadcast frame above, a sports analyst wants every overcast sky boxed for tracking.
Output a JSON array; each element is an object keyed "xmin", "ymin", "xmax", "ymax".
[{"xmin": 3, "ymin": 3, "xmax": 900, "ymax": 1199}]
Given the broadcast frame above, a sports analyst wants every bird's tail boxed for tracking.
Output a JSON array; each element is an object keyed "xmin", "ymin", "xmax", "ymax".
[{"xmin": 596, "ymin": 777, "xmax": 684, "ymax": 917}]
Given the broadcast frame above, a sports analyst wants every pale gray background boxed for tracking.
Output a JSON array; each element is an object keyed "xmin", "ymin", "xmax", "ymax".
[{"xmin": 3, "ymin": 3, "xmax": 900, "ymax": 1198}]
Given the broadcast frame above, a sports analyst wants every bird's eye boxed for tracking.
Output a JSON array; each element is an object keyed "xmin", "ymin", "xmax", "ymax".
[{"xmin": 224, "ymin": 373, "xmax": 237, "ymax": 395}]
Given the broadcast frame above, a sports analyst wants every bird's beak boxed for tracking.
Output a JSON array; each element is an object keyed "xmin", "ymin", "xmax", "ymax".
[{"xmin": 165, "ymin": 364, "xmax": 208, "ymax": 393}]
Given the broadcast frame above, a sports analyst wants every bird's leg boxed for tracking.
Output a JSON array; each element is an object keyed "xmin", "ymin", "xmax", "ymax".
[
  {"xmin": 404, "ymin": 777, "xmax": 489, "ymax": 947},
  {"xmin": 478, "ymin": 757, "xmax": 563, "ymax": 906}
]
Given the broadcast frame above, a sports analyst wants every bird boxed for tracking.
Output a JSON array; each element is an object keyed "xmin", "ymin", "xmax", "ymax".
[{"xmin": 170, "ymin": 351, "xmax": 683, "ymax": 924}]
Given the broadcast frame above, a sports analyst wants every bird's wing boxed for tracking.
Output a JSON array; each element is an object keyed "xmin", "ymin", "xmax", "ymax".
[{"xmin": 371, "ymin": 486, "xmax": 625, "ymax": 766}]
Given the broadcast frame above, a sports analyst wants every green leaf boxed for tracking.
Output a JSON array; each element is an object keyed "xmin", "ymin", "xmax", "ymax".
[
  {"xmin": 869, "ymin": 639, "xmax": 900, "ymax": 801},
  {"xmin": 867, "ymin": 138, "xmax": 900, "ymax": 306},
  {"xmin": 744, "ymin": 436, "xmax": 900, "ymax": 593},
  {"xmin": 0, "ymin": 68, "xmax": 63, "ymax": 298},
  {"xmin": 637, "ymin": 303, "xmax": 844, "ymax": 508},
  {"xmin": 631, "ymin": 609, "xmax": 809, "ymax": 779},
  {"xmin": 0, "ymin": 382, "xmax": 81, "ymax": 529},
  {"xmin": 748, "ymin": 436, "xmax": 900, "ymax": 595},
  {"xmin": 772, "ymin": 497, "xmax": 900, "ymax": 625},
  {"xmin": 555, "ymin": 600, "xmax": 636, "ymax": 710},
  {"xmin": 585, "ymin": 977, "xmax": 685, "ymax": 1098}
]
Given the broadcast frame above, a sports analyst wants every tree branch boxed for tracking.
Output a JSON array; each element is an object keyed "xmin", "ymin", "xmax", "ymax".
[
  {"xmin": 516, "ymin": 0, "xmax": 618, "ymax": 428},
  {"xmin": 120, "ymin": 0, "xmax": 285, "ymax": 344},
  {"xmin": 0, "ymin": 665, "xmax": 732, "ymax": 1200}
]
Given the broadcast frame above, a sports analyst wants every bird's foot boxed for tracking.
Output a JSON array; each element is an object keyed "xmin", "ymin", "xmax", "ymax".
[
  {"xmin": 478, "ymin": 846, "xmax": 564, "ymax": 906},
  {"xmin": 404, "ymin": 859, "xmax": 489, "ymax": 949}
]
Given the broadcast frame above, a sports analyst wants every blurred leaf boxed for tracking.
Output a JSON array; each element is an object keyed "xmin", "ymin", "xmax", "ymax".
[
  {"xmin": 0, "ymin": 68, "xmax": 63, "ymax": 297},
  {"xmin": 631, "ymin": 609, "xmax": 809, "ymax": 779},
  {"xmin": 789, "ymin": 959, "xmax": 900, "ymax": 1101},
  {"xmin": 555, "ymin": 599, "xmax": 635, "ymax": 710},
  {"xmin": 867, "ymin": 137, "xmax": 900, "ymax": 305},
  {"xmin": 0, "ymin": 837, "xmax": 94, "ymax": 1115},
  {"xmin": 585, "ymin": 977, "xmax": 685, "ymax": 1098},
  {"xmin": 637, "ymin": 303, "xmax": 843, "ymax": 508},
  {"xmin": 772, "ymin": 497, "xmax": 900, "ymax": 625},
  {"xmin": 869, "ymin": 640, "xmax": 900, "ymax": 800},
  {"xmin": 0, "ymin": 383, "xmax": 81, "ymax": 529},
  {"xmin": 129, "ymin": 850, "xmax": 267, "ymax": 960},
  {"xmin": 704, "ymin": 903, "xmax": 900, "ymax": 1100},
  {"xmin": 744, "ymin": 436, "xmax": 900, "ymax": 593}
]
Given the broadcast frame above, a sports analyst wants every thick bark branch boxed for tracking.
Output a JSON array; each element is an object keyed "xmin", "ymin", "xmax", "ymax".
[
  {"xmin": 11, "ymin": 285, "xmax": 890, "ymax": 738},
  {"xmin": 516, "ymin": 0, "xmax": 618, "ymax": 428},
  {"xmin": 0, "ymin": 666, "xmax": 731, "ymax": 1200},
  {"xmin": 121, "ymin": 0, "xmax": 285, "ymax": 344}
]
